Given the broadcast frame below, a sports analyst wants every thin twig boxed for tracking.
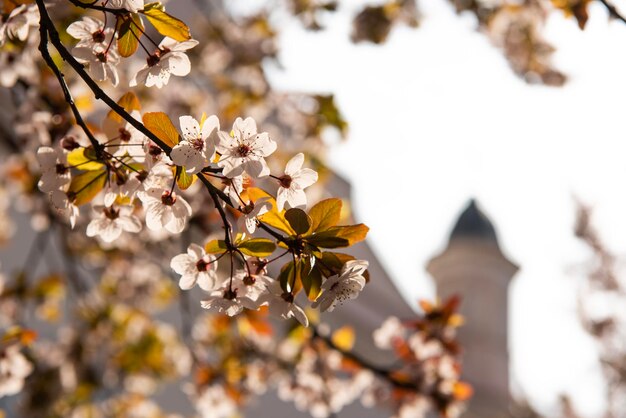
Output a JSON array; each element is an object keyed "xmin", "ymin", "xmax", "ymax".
[
  {"xmin": 67, "ymin": 0, "xmax": 126, "ymax": 15},
  {"xmin": 36, "ymin": 13, "xmax": 104, "ymax": 157},
  {"xmin": 598, "ymin": 0, "xmax": 626, "ymax": 24}
]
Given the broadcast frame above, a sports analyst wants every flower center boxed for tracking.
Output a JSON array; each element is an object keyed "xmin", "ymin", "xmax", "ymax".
[
  {"xmin": 92, "ymin": 30, "xmax": 106, "ymax": 43},
  {"xmin": 148, "ymin": 144, "xmax": 162, "ymax": 156},
  {"xmin": 192, "ymin": 137, "xmax": 204, "ymax": 151},
  {"xmin": 161, "ymin": 191, "xmax": 177, "ymax": 206},
  {"xmin": 118, "ymin": 127, "xmax": 131, "ymax": 142},
  {"xmin": 278, "ymin": 175, "xmax": 292, "ymax": 189},
  {"xmin": 146, "ymin": 54, "xmax": 160, "ymax": 67},
  {"xmin": 236, "ymin": 143, "xmax": 252, "ymax": 157},
  {"xmin": 224, "ymin": 288, "xmax": 237, "ymax": 300},
  {"xmin": 243, "ymin": 275, "xmax": 256, "ymax": 285},
  {"xmin": 61, "ymin": 135, "xmax": 79, "ymax": 151},
  {"xmin": 104, "ymin": 207, "xmax": 120, "ymax": 220},
  {"xmin": 196, "ymin": 258, "xmax": 209, "ymax": 272},
  {"xmin": 241, "ymin": 202, "xmax": 254, "ymax": 215},
  {"xmin": 55, "ymin": 163, "xmax": 67, "ymax": 175},
  {"xmin": 95, "ymin": 52, "xmax": 108, "ymax": 63},
  {"xmin": 136, "ymin": 170, "xmax": 148, "ymax": 183},
  {"xmin": 115, "ymin": 170, "xmax": 127, "ymax": 186},
  {"xmin": 281, "ymin": 292, "xmax": 294, "ymax": 303}
]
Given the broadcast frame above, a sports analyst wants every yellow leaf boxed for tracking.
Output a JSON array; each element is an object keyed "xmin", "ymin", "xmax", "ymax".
[
  {"xmin": 205, "ymin": 239, "xmax": 228, "ymax": 254},
  {"xmin": 67, "ymin": 148, "xmax": 104, "ymax": 171},
  {"xmin": 107, "ymin": 92, "xmax": 141, "ymax": 123},
  {"xmin": 68, "ymin": 169, "xmax": 107, "ymax": 206},
  {"xmin": 142, "ymin": 3, "xmax": 191, "ymax": 41},
  {"xmin": 143, "ymin": 112, "xmax": 180, "ymax": 149},
  {"xmin": 174, "ymin": 166, "xmax": 196, "ymax": 190},
  {"xmin": 247, "ymin": 187, "xmax": 296, "ymax": 235},
  {"xmin": 306, "ymin": 224, "xmax": 369, "ymax": 249},
  {"xmin": 308, "ymin": 198, "xmax": 342, "ymax": 232},
  {"xmin": 238, "ymin": 238, "xmax": 276, "ymax": 257},
  {"xmin": 116, "ymin": 13, "xmax": 144, "ymax": 58},
  {"xmin": 331, "ymin": 326, "xmax": 355, "ymax": 351}
]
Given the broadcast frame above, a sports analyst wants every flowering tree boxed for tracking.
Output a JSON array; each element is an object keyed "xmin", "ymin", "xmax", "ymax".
[
  {"xmin": 0, "ymin": 1, "xmax": 476, "ymax": 417},
  {"xmin": 2, "ymin": 0, "xmax": 623, "ymax": 416}
]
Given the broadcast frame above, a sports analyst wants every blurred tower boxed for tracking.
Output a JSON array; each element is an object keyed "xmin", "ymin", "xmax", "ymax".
[{"xmin": 426, "ymin": 199, "xmax": 518, "ymax": 418}]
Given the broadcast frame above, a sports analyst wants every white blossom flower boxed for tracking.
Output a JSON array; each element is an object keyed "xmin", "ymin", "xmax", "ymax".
[
  {"xmin": 373, "ymin": 316, "xmax": 406, "ymax": 350},
  {"xmin": 0, "ymin": 47, "xmax": 38, "ymax": 87},
  {"xmin": 231, "ymin": 270, "xmax": 272, "ymax": 302},
  {"xmin": 312, "ymin": 260, "xmax": 368, "ymax": 312},
  {"xmin": 138, "ymin": 188, "xmax": 192, "ymax": 234},
  {"xmin": 170, "ymin": 115, "xmax": 219, "ymax": 174},
  {"xmin": 50, "ymin": 190, "xmax": 79, "ymax": 228},
  {"xmin": 66, "ymin": 17, "xmax": 113, "ymax": 49},
  {"xmin": 238, "ymin": 197, "xmax": 271, "ymax": 234},
  {"xmin": 193, "ymin": 384, "xmax": 237, "ymax": 418},
  {"xmin": 276, "ymin": 153, "xmax": 318, "ymax": 211},
  {"xmin": 36, "ymin": 147, "xmax": 70, "ymax": 193},
  {"xmin": 260, "ymin": 281, "xmax": 309, "ymax": 327},
  {"xmin": 170, "ymin": 243, "xmax": 220, "ymax": 291},
  {"xmin": 102, "ymin": 111, "xmax": 146, "ymax": 162},
  {"xmin": 201, "ymin": 290, "xmax": 250, "ymax": 316},
  {"xmin": 0, "ymin": 4, "xmax": 38, "ymax": 46},
  {"xmin": 216, "ymin": 117, "xmax": 277, "ymax": 178},
  {"xmin": 200, "ymin": 271, "xmax": 271, "ymax": 315},
  {"xmin": 72, "ymin": 44, "xmax": 120, "ymax": 86},
  {"xmin": 130, "ymin": 37, "xmax": 198, "ymax": 89},
  {"xmin": 222, "ymin": 174, "xmax": 244, "ymax": 206},
  {"xmin": 0, "ymin": 344, "xmax": 33, "ymax": 398},
  {"xmin": 107, "ymin": 0, "xmax": 145, "ymax": 13},
  {"xmin": 86, "ymin": 205, "xmax": 142, "ymax": 243}
]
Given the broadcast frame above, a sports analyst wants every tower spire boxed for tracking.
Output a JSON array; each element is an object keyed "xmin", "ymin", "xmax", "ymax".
[{"xmin": 427, "ymin": 199, "xmax": 518, "ymax": 418}]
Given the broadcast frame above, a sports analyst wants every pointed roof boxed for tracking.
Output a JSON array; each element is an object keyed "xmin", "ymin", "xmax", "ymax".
[{"xmin": 449, "ymin": 199, "xmax": 498, "ymax": 244}]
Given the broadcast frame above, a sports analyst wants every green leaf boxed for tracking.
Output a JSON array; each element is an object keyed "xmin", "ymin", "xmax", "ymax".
[
  {"xmin": 107, "ymin": 92, "xmax": 141, "ymax": 123},
  {"xmin": 174, "ymin": 166, "xmax": 196, "ymax": 190},
  {"xmin": 278, "ymin": 261, "xmax": 295, "ymax": 293},
  {"xmin": 143, "ymin": 112, "xmax": 180, "ymax": 148},
  {"xmin": 142, "ymin": 3, "xmax": 191, "ymax": 41},
  {"xmin": 204, "ymin": 240, "xmax": 228, "ymax": 254},
  {"xmin": 68, "ymin": 169, "xmax": 107, "ymax": 206},
  {"xmin": 302, "ymin": 263, "xmax": 323, "ymax": 301},
  {"xmin": 238, "ymin": 238, "xmax": 276, "ymax": 258},
  {"xmin": 308, "ymin": 198, "xmax": 342, "ymax": 232},
  {"xmin": 67, "ymin": 148, "xmax": 104, "ymax": 171},
  {"xmin": 116, "ymin": 13, "xmax": 144, "ymax": 58},
  {"xmin": 285, "ymin": 208, "xmax": 311, "ymax": 235},
  {"xmin": 306, "ymin": 224, "xmax": 369, "ymax": 248}
]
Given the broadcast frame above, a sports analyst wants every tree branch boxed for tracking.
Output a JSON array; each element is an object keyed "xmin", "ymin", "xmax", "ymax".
[
  {"xmin": 37, "ymin": 11, "xmax": 104, "ymax": 157},
  {"xmin": 67, "ymin": 0, "xmax": 127, "ymax": 15},
  {"xmin": 598, "ymin": 0, "xmax": 626, "ymax": 24},
  {"xmin": 35, "ymin": 0, "xmax": 173, "ymax": 154},
  {"xmin": 36, "ymin": 0, "xmax": 238, "ymax": 245}
]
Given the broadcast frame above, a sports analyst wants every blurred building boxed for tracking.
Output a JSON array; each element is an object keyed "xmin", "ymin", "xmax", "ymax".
[{"xmin": 427, "ymin": 199, "xmax": 519, "ymax": 418}]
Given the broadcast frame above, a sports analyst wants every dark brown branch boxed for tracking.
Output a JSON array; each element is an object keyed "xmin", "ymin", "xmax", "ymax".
[
  {"xmin": 67, "ymin": 0, "xmax": 126, "ymax": 15},
  {"xmin": 35, "ymin": 0, "xmax": 239, "ymax": 245},
  {"xmin": 37, "ymin": 12, "xmax": 104, "ymax": 157},
  {"xmin": 311, "ymin": 326, "xmax": 418, "ymax": 391},
  {"xmin": 35, "ymin": 0, "xmax": 173, "ymax": 154},
  {"xmin": 598, "ymin": 0, "xmax": 626, "ymax": 24},
  {"xmin": 198, "ymin": 174, "xmax": 233, "ymax": 248}
]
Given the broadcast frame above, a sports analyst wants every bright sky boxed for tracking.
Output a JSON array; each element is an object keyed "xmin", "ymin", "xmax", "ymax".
[{"xmin": 262, "ymin": 1, "xmax": 626, "ymax": 416}]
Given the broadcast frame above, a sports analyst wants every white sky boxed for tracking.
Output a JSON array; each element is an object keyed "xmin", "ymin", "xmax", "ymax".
[{"xmin": 263, "ymin": 1, "xmax": 626, "ymax": 416}]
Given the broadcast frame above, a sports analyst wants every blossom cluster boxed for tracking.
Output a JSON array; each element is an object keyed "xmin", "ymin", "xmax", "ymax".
[
  {"xmin": 0, "ymin": 1, "xmax": 472, "ymax": 417},
  {"xmin": 35, "ymin": 105, "xmax": 367, "ymax": 327},
  {"xmin": 64, "ymin": 2, "xmax": 199, "ymax": 89}
]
